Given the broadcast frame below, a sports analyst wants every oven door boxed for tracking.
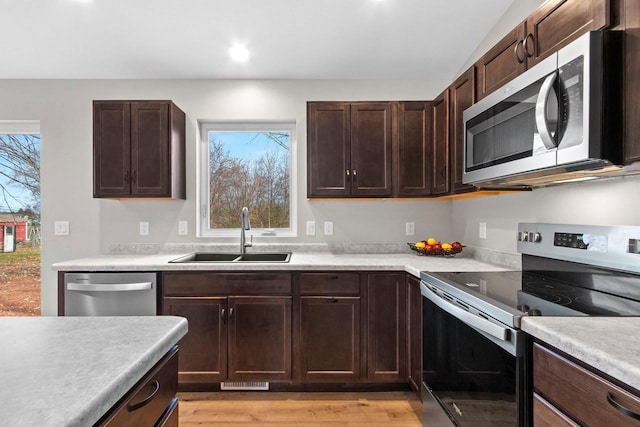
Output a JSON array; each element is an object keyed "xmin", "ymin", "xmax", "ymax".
[{"xmin": 421, "ymin": 282, "xmax": 529, "ymax": 426}]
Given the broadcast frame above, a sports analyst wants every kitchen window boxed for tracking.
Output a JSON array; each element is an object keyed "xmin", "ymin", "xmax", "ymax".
[{"xmin": 198, "ymin": 121, "xmax": 295, "ymax": 237}]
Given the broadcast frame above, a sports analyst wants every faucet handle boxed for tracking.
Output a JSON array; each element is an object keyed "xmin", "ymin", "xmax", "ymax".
[{"xmin": 246, "ymin": 234, "xmax": 253, "ymax": 248}]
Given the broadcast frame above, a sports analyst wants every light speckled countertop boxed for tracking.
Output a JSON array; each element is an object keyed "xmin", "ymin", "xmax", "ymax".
[
  {"xmin": 521, "ymin": 317, "xmax": 640, "ymax": 392},
  {"xmin": 0, "ymin": 316, "xmax": 187, "ymax": 427},
  {"xmin": 51, "ymin": 251, "xmax": 516, "ymax": 277}
]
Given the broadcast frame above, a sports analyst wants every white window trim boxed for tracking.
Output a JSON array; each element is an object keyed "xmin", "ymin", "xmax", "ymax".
[{"xmin": 197, "ymin": 120, "xmax": 297, "ymax": 238}]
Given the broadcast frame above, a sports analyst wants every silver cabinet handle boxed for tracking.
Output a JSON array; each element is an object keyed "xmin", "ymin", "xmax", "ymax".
[
  {"xmin": 421, "ymin": 283, "xmax": 508, "ymax": 341},
  {"xmin": 229, "ymin": 307, "xmax": 234, "ymax": 318},
  {"xmin": 67, "ymin": 282, "xmax": 152, "ymax": 292},
  {"xmin": 514, "ymin": 40, "xmax": 525, "ymax": 64},
  {"xmin": 535, "ymin": 72, "xmax": 558, "ymax": 150},
  {"xmin": 346, "ymin": 169, "xmax": 350, "ymax": 176},
  {"xmin": 352, "ymin": 169, "xmax": 357, "ymax": 176}
]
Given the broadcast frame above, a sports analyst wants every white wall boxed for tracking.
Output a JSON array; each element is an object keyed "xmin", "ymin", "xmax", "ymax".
[
  {"xmin": 451, "ymin": 176, "xmax": 640, "ymax": 253},
  {"xmin": 0, "ymin": 78, "xmax": 453, "ymax": 316}
]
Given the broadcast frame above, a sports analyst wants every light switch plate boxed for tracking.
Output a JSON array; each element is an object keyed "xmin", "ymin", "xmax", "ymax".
[
  {"xmin": 139, "ymin": 221, "xmax": 149, "ymax": 236},
  {"xmin": 306, "ymin": 221, "xmax": 316, "ymax": 236},
  {"xmin": 178, "ymin": 221, "xmax": 188, "ymax": 236},
  {"xmin": 406, "ymin": 221, "xmax": 415, "ymax": 236},
  {"xmin": 54, "ymin": 221, "xmax": 69, "ymax": 236},
  {"xmin": 324, "ymin": 221, "xmax": 333, "ymax": 236}
]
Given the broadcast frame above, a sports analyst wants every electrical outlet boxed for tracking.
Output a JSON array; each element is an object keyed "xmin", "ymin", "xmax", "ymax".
[
  {"xmin": 324, "ymin": 221, "xmax": 333, "ymax": 236},
  {"xmin": 479, "ymin": 222, "xmax": 487, "ymax": 239},
  {"xmin": 306, "ymin": 221, "xmax": 316, "ymax": 236},
  {"xmin": 139, "ymin": 221, "xmax": 149, "ymax": 236},
  {"xmin": 178, "ymin": 221, "xmax": 188, "ymax": 236},
  {"xmin": 405, "ymin": 221, "xmax": 415, "ymax": 236},
  {"xmin": 54, "ymin": 221, "xmax": 69, "ymax": 236}
]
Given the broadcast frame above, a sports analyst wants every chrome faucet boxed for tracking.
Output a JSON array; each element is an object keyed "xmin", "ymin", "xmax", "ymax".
[{"xmin": 240, "ymin": 207, "xmax": 252, "ymax": 254}]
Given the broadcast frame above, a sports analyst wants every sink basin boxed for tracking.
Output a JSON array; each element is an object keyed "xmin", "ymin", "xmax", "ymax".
[
  {"xmin": 235, "ymin": 253, "xmax": 291, "ymax": 262},
  {"xmin": 169, "ymin": 252, "xmax": 291, "ymax": 263}
]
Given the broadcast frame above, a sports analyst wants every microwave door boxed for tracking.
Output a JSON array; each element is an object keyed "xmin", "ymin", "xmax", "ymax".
[
  {"xmin": 463, "ymin": 71, "xmax": 558, "ymax": 184},
  {"xmin": 556, "ymin": 33, "xmax": 594, "ymax": 165}
]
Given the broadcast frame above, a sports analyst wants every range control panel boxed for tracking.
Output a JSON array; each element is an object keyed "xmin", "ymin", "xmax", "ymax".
[
  {"xmin": 517, "ymin": 223, "xmax": 640, "ymax": 275},
  {"xmin": 554, "ymin": 232, "xmax": 588, "ymax": 249}
]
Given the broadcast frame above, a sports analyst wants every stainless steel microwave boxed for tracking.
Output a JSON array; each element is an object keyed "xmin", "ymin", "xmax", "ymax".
[{"xmin": 463, "ymin": 31, "xmax": 622, "ymax": 188}]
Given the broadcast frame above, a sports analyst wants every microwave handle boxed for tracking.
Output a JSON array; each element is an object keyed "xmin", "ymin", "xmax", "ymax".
[{"xmin": 535, "ymin": 72, "xmax": 558, "ymax": 150}]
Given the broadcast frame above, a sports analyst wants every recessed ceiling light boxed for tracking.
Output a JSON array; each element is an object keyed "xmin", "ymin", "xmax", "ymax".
[{"xmin": 229, "ymin": 44, "xmax": 250, "ymax": 62}]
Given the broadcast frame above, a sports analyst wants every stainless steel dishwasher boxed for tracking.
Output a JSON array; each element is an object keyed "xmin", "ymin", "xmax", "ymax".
[{"xmin": 64, "ymin": 272, "xmax": 157, "ymax": 316}]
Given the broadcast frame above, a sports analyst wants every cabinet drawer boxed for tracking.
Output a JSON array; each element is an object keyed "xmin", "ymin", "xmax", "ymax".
[
  {"xmin": 533, "ymin": 393, "xmax": 579, "ymax": 427},
  {"xmin": 100, "ymin": 347, "xmax": 178, "ymax": 426},
  {"xmin": 163, "ymin": 272, "xmax": 292, "ymax": 296},
  {"xmin": 299, "ymin": 272, "xmax": 360, "ymax": 295},
  {"xmin": 533, "ymin": 343, "xmax": 640, "ymax": 426}
]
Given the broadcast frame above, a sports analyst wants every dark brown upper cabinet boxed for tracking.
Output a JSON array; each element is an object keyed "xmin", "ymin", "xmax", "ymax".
[
  {"xmin": 476, "ymin": 0, "xmax": 610, "ymax": 100},
  {"xmin": 525, "ymin": 0, "xmax": 610, "ymax": 68},
  {"xmin": 93, "ymin": 100, "xmax": 185, "ymax": 199},
  {"xmin": 430, "ymin": 90, "xmax": 450, "ymax": 196},
  {"xmin": 476, "ymin": 24, "xmax": 527, "ymax": 101},
  {"xmin": 307, "ymin": 102, "xmax": 392, "ymax": 198},
  {"xmin": 449, "ymin": 67, "xmax": 476, "ymax": 194},
  {"xmin": 394, "ymin": 102, "xmax": 433, "ymax": 197}
]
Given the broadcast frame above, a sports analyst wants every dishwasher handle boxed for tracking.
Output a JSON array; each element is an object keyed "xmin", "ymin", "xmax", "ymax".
[{"xmin": 66, "ymin": 282, "xmax": 153, "ymax": 292}]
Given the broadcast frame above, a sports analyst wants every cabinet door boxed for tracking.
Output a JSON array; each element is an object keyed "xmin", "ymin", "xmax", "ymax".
[
  {"xmin": 299, "ymin": 296, "xmax": 361, "ymax": 381},
  {"xmin": 307, "ymin": 102, "xmax": 351, "ymax": 197},
  {"xmin": 395, "ymin": 102, "xmax": 432, "ymax": 197},
  {"xmin": 351, "ymin": 102, "xmax": 393, "ymax": 197},
  {"xmin": 93, "ymin": 101, "xmax": 131, "ymax": 197},
  {"xmin": 430, "ymin": 90, "xmax": 450, "ymax": 196},
  {"xmin": 449, "ymin": 68, "xmax": 476, "ymax": 194},
  {"xmin": 162, "ymin": 298, "xmax": 227, "ymax": 383},
  {"xmin": 407, "ymin": 275, "xmax": 422, "ymax": 398},
  {"xmin": 525, "ymin": 0, "xmax": 610, "ymax": 68},
  {"xmin": 476, "ymin": 24, "xmax": 527, "ymax": 101},
  {"xmin": 131, "ymin": 102, "xmax": 170, "ymax": 196},
  {"xmin": 367, "ymin": 273, "xmax": 407, "ymax": 382},
  {"xmin": 228, "ymin": 296, "xmax": 292, "ymax": 381}
]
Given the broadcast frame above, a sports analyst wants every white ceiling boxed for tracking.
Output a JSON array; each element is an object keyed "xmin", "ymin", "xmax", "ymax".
[{"xmin": 1, "ymin": 0, "xmax": 515, "ymax": 80}]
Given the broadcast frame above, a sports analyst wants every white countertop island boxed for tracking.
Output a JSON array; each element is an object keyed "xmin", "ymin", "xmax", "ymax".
[
  {"xmin": 0, "ymin": 316, "xmax": 187, "ymax": 427},
  {"xmin": 521, "ymin": 316, "xmax": 640, "ymax": 392}
]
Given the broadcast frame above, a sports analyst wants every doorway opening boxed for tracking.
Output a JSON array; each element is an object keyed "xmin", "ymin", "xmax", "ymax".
[{"xmin": 0, "ymin": 121, "xmax": 40, "ymax": 316}]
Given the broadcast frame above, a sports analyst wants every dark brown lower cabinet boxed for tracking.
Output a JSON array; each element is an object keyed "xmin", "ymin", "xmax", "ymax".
[
  {"xmin": 407, "ymin": 275, "xmax": 422, "ymax": 397},
  {"xmin": 161, "ymin": 271, "xmax": 421, "ymax": 390},
  {"xmin": 227, "ymin": 296, "xmax": 292, "ymax": 382},
  {"xmin": 533, "ymin": 342, "xmax": 640, "ymax": 425},
  {"xmin": 367, "ymin": 273, "xmax": 407, "ymax": 382},
  {"xmin": 163, "ymin": 297, "xmax": 227, "ymax": 383},
  {"xmin": 298, "ymin": 296, "xmax": 361, "ymax": 381},
  {"xmin": 98, "ymin": 346, "xmax": 179, "ymax": 426},
  {"xmin": 164, "ymin": 296, "xmax": 291, "ymax": 384}
]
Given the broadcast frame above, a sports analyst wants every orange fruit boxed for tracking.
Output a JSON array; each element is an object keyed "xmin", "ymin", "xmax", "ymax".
[{"xmin": 427, "ymin": 237, "xmax": 437, "ymax": 246}]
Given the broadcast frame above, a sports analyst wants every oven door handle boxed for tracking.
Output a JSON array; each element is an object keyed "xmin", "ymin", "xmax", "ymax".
[{"xmin": 421, "ymin": 283, "xmax": 509, "ymax": 342}]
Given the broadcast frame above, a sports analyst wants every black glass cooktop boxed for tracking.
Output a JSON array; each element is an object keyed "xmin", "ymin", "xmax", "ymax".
[{"xmin": 433, "ymin": 255, "xmax": 640, "ymax": 317}]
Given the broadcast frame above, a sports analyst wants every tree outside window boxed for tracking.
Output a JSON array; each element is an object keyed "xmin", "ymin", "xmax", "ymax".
[{"xmin": 200, "ymin": 123, "xmax": 294, "ymax": 236}]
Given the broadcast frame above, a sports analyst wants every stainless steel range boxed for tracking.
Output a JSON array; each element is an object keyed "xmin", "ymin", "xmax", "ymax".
[{"xmin": 420, "ymin": 223, "xmax": 640, "ymax": 426}]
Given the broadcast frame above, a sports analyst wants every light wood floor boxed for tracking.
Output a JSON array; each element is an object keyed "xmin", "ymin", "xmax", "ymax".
[{"xmin": 178, "ymin": 391, "xmax": 422, "ymax": 426}]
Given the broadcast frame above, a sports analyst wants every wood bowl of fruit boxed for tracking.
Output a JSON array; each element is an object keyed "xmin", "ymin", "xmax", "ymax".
[{"xmin": 408, "ymin": 238, "xmax": 463, "ymax": 257}]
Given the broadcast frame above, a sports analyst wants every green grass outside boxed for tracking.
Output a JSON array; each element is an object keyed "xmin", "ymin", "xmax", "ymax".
[{"xmin": 0, "ymin": 246, "xmax": 41, "ymax": 264}]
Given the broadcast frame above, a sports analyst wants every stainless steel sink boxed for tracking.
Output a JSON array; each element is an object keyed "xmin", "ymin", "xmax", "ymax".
[{"xmin": 169, "ymin": 252, "xmax": 291, "ymax": 263}]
